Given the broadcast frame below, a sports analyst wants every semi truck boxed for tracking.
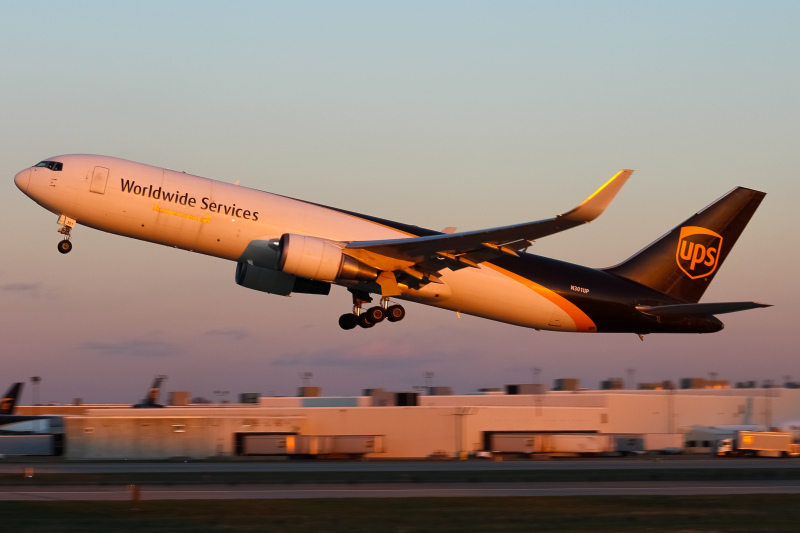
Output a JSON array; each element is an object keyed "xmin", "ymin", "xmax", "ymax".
[{"xmin": 715, "ymin": 431, "xmax": 799, "ymax": 458}]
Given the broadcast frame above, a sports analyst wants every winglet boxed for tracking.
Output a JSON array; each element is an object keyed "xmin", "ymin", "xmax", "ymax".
[{"xmin": 561, "ymin": 169, "xmax": 633, "ymax": 223}]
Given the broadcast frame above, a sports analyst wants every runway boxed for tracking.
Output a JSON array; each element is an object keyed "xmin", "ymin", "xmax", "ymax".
[
  {"xmin": 2, "ymin": 480, "xmax": 800, "ymax": 500},
  {"xmin": 1, "ymin": 457, "xmax": 797, "ymax": 474}
]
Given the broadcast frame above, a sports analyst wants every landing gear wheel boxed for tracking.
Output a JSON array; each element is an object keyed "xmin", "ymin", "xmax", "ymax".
[
  {"xmin": 358, "ymin": 313, "xmax": 375, "ymax": 328},
  {"xmin": 57, "ymin": 239, "xmax": 73, "ymax": 254},
  {"xmin": 365, "ymin": 306, "xmax": 385, "ymax": 323},
  {"xmin": 386, "ymin": 305, "xmax": 405, "ymax": 322},
  {"xmin": 338, "ymin": 313, "xmax": 358, "ymax": 330}
]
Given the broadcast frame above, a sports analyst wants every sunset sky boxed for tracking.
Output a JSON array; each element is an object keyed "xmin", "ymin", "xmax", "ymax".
[{"xmin": 2, "ymin": 1, "xmax": 798, "ymax": 404}]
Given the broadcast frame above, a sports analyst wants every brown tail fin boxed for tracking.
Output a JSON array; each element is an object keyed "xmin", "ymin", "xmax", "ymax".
[{"xmin": 604, "ymin": 187, "xmax": 765, "ymax": 303}]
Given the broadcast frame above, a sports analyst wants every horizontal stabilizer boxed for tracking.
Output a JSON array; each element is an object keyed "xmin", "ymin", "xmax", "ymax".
[{"xmin": 636, "ymin": 301, "xmax": 771, "ymax": 317}]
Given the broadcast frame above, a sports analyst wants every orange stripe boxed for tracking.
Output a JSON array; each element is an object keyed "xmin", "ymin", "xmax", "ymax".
[
  {"xmin": 153, "ymin": 204, "xmax": 211, "ymax": 223},
  {"xmin": 485, "ymin": 263, "xmax": 597, "ymax": 332}
]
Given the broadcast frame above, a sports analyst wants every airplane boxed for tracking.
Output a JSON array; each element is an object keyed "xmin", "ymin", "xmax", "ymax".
[
  {"xmin": 132, "ymin": 375, "xmax": 167, "ymax": 408},
  {"xmin": 0, "ymin": 382, "xmax": 61, "ymax": 436},
  {"xmin": 14, "ymin": 155, "xmax": 770, "ymax": 336},
  {"xmin": 0, "ymin": 383, "xmax": 23, "ymax": 415}
]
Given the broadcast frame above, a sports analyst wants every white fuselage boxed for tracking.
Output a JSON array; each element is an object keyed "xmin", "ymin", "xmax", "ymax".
[{"xmin": 15, "ymin": 154, "xmax": 595, "ymax": 331}]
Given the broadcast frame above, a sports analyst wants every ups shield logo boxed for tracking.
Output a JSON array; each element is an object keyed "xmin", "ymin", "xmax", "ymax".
[{"xmin": 676, "ymin": 226, "xmax": 723, "ymax": 279}]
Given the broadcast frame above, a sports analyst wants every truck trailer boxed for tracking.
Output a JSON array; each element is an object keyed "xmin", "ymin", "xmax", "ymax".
[
  {"xmin": 715, "ymin": 431, "xmax": 799, "ymax": 458},
  {"xmin": 489, "ymin": 432, "xmax": 644, "ymax": 457}
]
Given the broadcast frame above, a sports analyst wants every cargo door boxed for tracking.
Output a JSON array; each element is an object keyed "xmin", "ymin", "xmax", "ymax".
[{"xmin": 90, "ymin": 166, "xmax": 109, "ymax": 194}]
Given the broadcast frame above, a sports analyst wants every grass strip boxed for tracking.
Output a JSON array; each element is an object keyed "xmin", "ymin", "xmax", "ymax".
[{"xmin": 0, "ymin": 495, "xmax": 799, "ymax": 532}]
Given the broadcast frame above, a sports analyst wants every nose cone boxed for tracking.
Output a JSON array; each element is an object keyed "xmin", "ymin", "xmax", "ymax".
[{"xmin": 14, "ymin": 168, "xmax": 31, "ymax": 194}]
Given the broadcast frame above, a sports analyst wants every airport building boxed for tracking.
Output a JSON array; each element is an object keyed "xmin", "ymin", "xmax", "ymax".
[{"xmin": 10, "ymin": 383, "xmax": 800, "ymax": 460}]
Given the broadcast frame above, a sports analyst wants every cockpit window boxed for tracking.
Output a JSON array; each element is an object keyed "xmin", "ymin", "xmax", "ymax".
[{"xmin": 34, "ymin": 161, "xmax": 63, "ymax": 171}]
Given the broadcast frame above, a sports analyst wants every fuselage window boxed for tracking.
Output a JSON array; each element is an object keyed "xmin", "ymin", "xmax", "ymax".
[{"xmin": 34, "ymin": 161, "xmax": 63, "ymax": 171}]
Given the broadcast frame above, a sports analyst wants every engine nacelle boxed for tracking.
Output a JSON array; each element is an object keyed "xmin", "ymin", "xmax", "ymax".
[
  {"xmin": 277, "ymin": 234, "xmax": 379, "ymax": 282},
  {"xmin": 235, "ymin": 261, "xmax": 330, "ymax": 296}
]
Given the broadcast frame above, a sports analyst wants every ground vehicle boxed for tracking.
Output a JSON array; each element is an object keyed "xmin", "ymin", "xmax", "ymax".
[{"xmin": 715, "ymin": 431, "xmax": 799, "ymax": 457}]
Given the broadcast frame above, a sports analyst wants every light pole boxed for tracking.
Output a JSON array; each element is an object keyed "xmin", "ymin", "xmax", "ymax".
[
  {"xmin": 532, "ymin": 367, "xmax": 543, "ymax": 416},
  {"xmin": 30, "ymin": 376, "xmax": 41, "ymax": 407},
  {"xmin": 454, "ymin": 407, "xmax": 476, "ymax": 459},
  {"xmin": 213, "ymin": 390, "xmax": 230, "ymax": 404},
  {"xmin": 765, "ymin": 379, "xmax": 776, "ymax": 429}
]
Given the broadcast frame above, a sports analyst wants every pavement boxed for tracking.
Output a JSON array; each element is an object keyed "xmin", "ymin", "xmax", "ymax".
[
  {"xmin": 3, "ymin": 480, "xmax": 800, "ymax": 500},
  {"xmin": 2, "ymin": 457, "xmax": 799, "ymax": 500},
  {"xmin": 1, "ymin": 456, "xmax": 798, "ymax": 474}
]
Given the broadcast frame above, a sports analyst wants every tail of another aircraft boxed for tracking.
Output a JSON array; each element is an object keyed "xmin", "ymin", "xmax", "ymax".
[
  {"xmin": 605, "ymin": 187, "xmax": 766, "ymax": 303},
  {"xmin": 133, "ymin": 375, "xmax": 167, "ymax": 408},
  {"xmin": 0, "ymin": 383, "xmax": 24, "ymax": 415}
]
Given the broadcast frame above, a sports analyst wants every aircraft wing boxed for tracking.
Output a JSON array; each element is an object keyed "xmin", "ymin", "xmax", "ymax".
[{"xmin": 345, "ymin": 169, "xmax": 633, "ymax": 280}]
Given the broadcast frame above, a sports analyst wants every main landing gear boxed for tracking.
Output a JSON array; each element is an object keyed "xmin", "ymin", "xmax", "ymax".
[{"xmin": 339, "ymin": 291, "xmax": 405, "ymax": 330}]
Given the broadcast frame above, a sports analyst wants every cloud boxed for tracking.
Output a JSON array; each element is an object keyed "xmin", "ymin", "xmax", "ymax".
[
  {"xmin": 82, "ymin": 339, "xmax": 183, "ymax": 357},
  {"xmin": 272, "ymin": 337, "xmax": 458, "ymax": 368},
  {"xmin": 2, "ymin": 282, "xmax": 60, "ymax": 300},
  {"xmin": 204, "ymin": 328, "xmax": 249, "ymax": 341},
  {"xmin": 3, "ymin": 282, "xmax": 42, "ymax": 293}
]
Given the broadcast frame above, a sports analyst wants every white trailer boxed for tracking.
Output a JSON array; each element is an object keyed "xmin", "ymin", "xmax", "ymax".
[
  {"xmin": 489, "ymin": 433, "xmax": 633, "ymax": 456},
  {"xmin": 239, "ymin": 434, "xmax": 384, "ymax": 458},
  {"xmin": 490, "ymin": 434, "xmax": 537, "ymax": 454},
  {"xmin": 540, "ymin": 434, "xmax": 614, "ymax": 455}
]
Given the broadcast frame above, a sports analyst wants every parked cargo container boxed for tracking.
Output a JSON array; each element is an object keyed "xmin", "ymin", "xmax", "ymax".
[
  {"xmin": 541, "ymin": 433, "xmax": 613, "ymax": 455},
  {"xmin": 239, "ymin": 433, "xmax": 383, "ymax": 458},
  {"xmin": 330, "ymin": 435, "xmax": 384, "ymax": 455},
  {"xmin": 489, "ymin": 432, "xmax": 643, "ymax": 456},
  {"xmin": 490, "ymin": 434, "xmax": 537, "ymax": 454},
  {"xmin": 240, "ymin": 434, "xmax": 294, "ymax": 455}
]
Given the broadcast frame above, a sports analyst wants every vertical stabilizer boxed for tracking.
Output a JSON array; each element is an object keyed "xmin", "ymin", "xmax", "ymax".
[
  {"xmin": 133, "ymin": 375, "xmax": 167, "ymax": 408},
  {"xmin": 0, "ymin": 383, "xmax": 24, "ymax": 415},
  {"xmin": 605, "ymin": 187, "xmax": 765, "ymax": 303}
]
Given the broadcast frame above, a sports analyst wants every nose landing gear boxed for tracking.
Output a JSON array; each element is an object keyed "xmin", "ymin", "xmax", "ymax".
[
  {"xmin": 57, "ymin": 238, "xmax": 73, "ymax": 254},
  {"xmin": 339, "ymin": 290, "xmax": 405, "ymax": 330},
  {"xmin": 56, "ymin": 215, "xmax": 76, "ymax": 254}
]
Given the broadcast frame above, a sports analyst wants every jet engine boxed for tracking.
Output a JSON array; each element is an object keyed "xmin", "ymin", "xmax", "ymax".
[
  {"xmin": 277, "ymin": 234, "xmax": 379, "ymax": 282},
  {"xmin": 235, "ymin": 261, "xmax": 330, "ymax": 296}
]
